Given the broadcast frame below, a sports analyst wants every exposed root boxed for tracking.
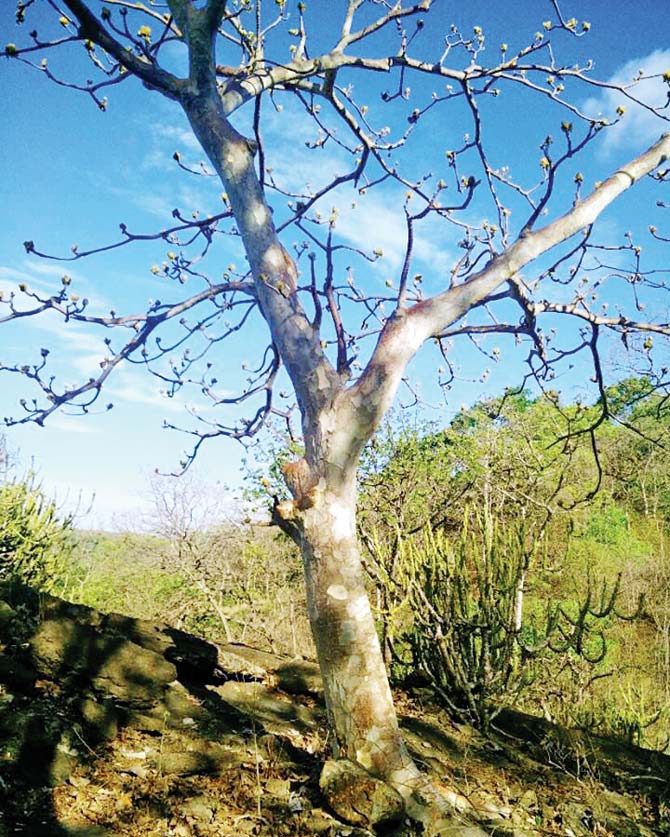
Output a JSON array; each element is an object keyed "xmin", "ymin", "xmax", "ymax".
[{"xmin": 395, "ymin": 771, "xmax": 491, "ymax": 836}]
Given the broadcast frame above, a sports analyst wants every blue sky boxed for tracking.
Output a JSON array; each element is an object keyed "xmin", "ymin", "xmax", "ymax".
[{"xmin": 1, "ymin": 1, "xmax": 669, "ymax": 528}]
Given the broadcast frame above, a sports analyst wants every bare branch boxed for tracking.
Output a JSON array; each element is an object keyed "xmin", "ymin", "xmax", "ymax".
[{"xmin": 62, "ymin": 0, "xmax": 185, "ymax": 99}]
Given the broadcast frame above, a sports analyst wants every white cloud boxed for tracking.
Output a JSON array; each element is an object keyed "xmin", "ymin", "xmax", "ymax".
[
  {"xmin": 23, "ymin": 262, "xmax": 82, "ymax": 280},
  {"xmin": 0, "ymin": 263, "xmax": 72, "ymax": 298},
  {"xmin": 105, "ymin": 172, "xmax": 223, "ymax": 224},
  {"xmin": 149, "ymin": 123, "xmax": 203, "ymax": 155},
  {"xmin": 0, "ymin": 266, "xmax": 35, "ymax": 284},
  {"xmin": 0, "ymin": 262, "xmax": 115, "ymax": 320},
  {"xmin": 331, "ymin": 189, "xmax": 457, "ymax": 283},
  {"xmin": 108, "ymin": 381, "xmax": 187, "ymax": 413},
  {"xmin": 46, "ymin": 414, "xmax": 98, "ymax": 435},
  {"xmin": 583, "ymin": 50, "xmax": 670, "ymax": 156}
]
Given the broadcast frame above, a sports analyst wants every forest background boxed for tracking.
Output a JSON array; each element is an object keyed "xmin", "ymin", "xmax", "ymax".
[{"xmin": 3, "ymin": 375, "xmax": 670, "ymax": 752}]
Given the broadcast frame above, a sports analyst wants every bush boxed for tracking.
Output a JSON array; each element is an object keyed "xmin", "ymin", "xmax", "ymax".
[
  {"xmin": 0, "ymin": 476, "xmax": 72, "ymax": 592},
  {"xmin": 368, "ymin": 508, "xmax": 630, "ymax": 731}
]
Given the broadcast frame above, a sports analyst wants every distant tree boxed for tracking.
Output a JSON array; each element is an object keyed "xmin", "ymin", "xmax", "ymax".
[
  {"xmin": 146, "ymin": 472, "xmax": 308, "ymax": 652},
  {"xmin": 3, "ymin": 1, "xmax": 670, "ymax": 818}
]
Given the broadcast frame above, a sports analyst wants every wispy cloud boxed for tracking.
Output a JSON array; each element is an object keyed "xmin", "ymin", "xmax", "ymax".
[
  {"xmin": 148, "ymin": 123, "xmax": 203, "ymax": 156},
  {"xmin": 46, "ymin": 414, "xmax": 98, "ymax": 435},
  {"xmin": 582, "ymin": 50, "xmax": 670, "ymax": 157},
  {"xmin": 108, "ymin": 381, "xmax": 187, "ymax": 413},
  {"xmin": 328, "ymin": 188, "xmax": 458, "ymax": 283},
  {"xmin": 0, "ymin": 263, "xmax": 74, "ymax": 297},
  {"xmin": 0, "ymin": 262, "xmax": 115, "ymax": 321}
]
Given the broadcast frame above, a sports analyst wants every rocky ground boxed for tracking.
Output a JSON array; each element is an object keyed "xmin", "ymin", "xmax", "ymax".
[{"xmin": 0, "ymin": 581, "xmax": 668, "ymax": 836}]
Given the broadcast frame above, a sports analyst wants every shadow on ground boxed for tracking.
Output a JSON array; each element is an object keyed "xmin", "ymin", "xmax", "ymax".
[{"xmin": 0, "ymin": 582, "xmax": 668, "ymax": 837}]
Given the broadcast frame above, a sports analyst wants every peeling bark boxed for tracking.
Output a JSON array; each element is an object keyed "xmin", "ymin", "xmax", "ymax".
[{"xmin": 299, "ymin": 477, "xmax": 420, "ymax": 793}]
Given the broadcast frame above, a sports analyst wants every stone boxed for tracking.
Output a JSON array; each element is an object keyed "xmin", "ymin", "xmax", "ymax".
[
  {"xmin": 265, "ymin": 776, "xmax": 291, "ymax": 799},
  {"xmin": 80, "ymin": 696, "xmax": 120, "ymax": 742},
  {"xmin": 273, "ymin": 659, "xmax": 323, "ymax": 696},
  {"xmin": 217, "ymin": 643, "xmax": 323, "ymax": 695},
  {"xmin": 0, "ymin": 600, "xmax": 16, "ymax": 638},
  {"xmin": 0, "ymin": 652, "xmax": 36, "ymax": 692},
  {"xmin": 319, "ymin": 758, "xmax": 404, "ymax": 828},
  {"xmin": 180, "ymin": 796, "xmax": 215, "ymax": 822},
  {"xmin": 29, "ymin": 617, "xmax": 177, "ymax": 705}
]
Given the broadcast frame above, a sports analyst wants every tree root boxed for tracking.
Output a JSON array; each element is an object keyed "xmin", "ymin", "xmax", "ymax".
[{"xmin": 400, "ymin": 772, "xmax": 491, "ymax": 836}]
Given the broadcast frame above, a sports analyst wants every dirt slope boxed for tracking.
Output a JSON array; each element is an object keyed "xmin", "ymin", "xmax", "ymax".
[{"xmin": 0, "ymin": 582, "xmax": 668, "ymax": 836}]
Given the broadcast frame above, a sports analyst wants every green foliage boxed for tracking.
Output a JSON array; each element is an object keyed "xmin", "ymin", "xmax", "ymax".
[
  {"xmin": 584, "ymin": 505, "xmax": 629, "ymax": 545},
  {"xmin": 65, "ymin": 523, "xmax": 312, "ymax": 658},
  {"xmin": 64, "ymin": 530, "xmax": 189, "ymax": 621},
  {"xmin": 372, "ymin": 509, "xmax": 626, "ymax": 731},
  {"xmin": 360, "ymin": 377, "xmax": 670, "ymax": 745},
  {"xmin": 0, "ymin": 475, "xmax": 72, "ymax": 593}
]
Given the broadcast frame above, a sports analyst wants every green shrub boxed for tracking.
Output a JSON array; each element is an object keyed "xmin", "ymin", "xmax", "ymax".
[{"xmin": 0, "ymin": 476, "xmax": 73, "ymax": 592}]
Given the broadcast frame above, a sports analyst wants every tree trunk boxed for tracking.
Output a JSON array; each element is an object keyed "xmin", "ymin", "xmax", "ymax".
[
  {"xmin": 299, "ymin": 476, "xmax": 420, "ymax": 792},
  {"xmin": 182, "ymin": 96, "xmax": 421, "ymax": 792}
]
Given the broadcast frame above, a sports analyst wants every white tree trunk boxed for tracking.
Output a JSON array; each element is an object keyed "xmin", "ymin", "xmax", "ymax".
[
  {"xmin": 300, "ymin": 478, "xmax": 420, "ymax": 790},
  {"xmin": 181, "ymin": 98, "xmax": 423, "ymax": 789}
]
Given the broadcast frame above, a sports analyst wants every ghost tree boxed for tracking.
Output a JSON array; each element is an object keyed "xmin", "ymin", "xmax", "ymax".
[{"xmin": 2, "ymin": 0, "xmax": 670, "ymax": 818}]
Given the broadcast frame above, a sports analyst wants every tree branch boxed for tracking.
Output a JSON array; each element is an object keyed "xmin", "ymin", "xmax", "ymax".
[
  {"xmin": 63, "ymin": 0, "xmax": 184, "ymax": 99},
  {"xmin": 339, "ymin": 134, "xmax": 670, "ymax": 457}
]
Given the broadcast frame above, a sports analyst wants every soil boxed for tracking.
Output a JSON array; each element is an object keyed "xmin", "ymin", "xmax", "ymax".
[{"xmin": 0, "ymin": 581, "xmax": 668, "ymax": 836}]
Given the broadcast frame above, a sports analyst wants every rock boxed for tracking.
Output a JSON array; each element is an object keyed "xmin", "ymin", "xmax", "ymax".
[
  {"xmin": 0, "ymin": 652, "xmax": 36, "ymax": 692},
  {"xmin": 35, "ymin": 593, "xmax": 220, "ymax": 683},
  {"xmin": 0, "ymin": 600, "xmax": 16, "ymax": 638},
  {"xmin": 217, "ymin": 643, "xmax": 280, "ymax": 679},
  {"xmin": 180, "ymin": 796, "xmax": 215, "ymax": 822},
  {"xmin": 94, "ymin": 643, "xmax": 176, "ymax": 704},
  {"xmin": 216, "ymin": 679, "xmax": 319, "ymax": 733},
  {"xmin": 50, "ymin": 740, "xmax": 79, "ymax": 785},
  {"xmin": 265, "ymin": 776, "xmax": 291, "ymax": 799},
  {"xmin": 29, "ymin": 617, "xmax": 177, "ymax": 705},
  {"xmin": 319, "ymin": 758, "xmax": 404, "ymax": 828},
  {"xmin": 80, "ymin": 696, "xmax": 120, "ymax": 742},
  {"xmin": 124, "ymin": 681, "xmax": 208, "ymax": 732},
  {"xmin": 218, "ymin": 643, "xmax": 323, "ymax": 695},
  {"xmin": 162, "ymin": 680, "xmax": 209, "ymax": 723},
  {"xmin": 273, "ymin": 660, "xmax": 323, "ymax": 696}
]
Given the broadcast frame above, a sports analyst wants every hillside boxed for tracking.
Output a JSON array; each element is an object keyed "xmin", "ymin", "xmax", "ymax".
[{"xmin": 0, "ymin": 582, "xmax": 668, "ymax": 836}]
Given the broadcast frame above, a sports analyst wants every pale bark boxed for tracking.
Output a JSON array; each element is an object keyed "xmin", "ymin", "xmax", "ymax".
[
  {"xmin": 300, "ymin": 475, "xmax": 420, "ymax": 791},
  {"xmin": 174, "ymin": 67, "xmax": 425, "ymax": 790}
]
